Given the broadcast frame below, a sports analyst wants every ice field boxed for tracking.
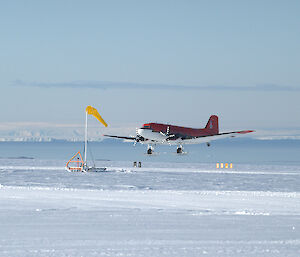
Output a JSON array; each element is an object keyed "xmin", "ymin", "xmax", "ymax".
[
  {"xmin": 0, "ymin": 140, "xmax": 300, "ymax": 256},
  {"xmin": 0, "ymin": 159, "xmax": 300, "ymax": 256}
]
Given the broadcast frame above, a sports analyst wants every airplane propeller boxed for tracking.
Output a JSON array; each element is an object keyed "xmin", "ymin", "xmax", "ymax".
[
  {"xmin": 160, "ymin": 126, "xmax": 177, "ymax": 143},
  {"xmin": 132, "ymin": 128, "xmax": 148, "ymax": 146},
  {"xmin": 160, "ymin": 126, "xmax": 170, "ymax": 137},
  {"xmin": 133, "ymin": 128, "xmax": 139, "ymax": 146}
]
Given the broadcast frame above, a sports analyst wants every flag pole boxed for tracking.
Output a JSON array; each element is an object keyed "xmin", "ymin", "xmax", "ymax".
[{"xmin": 84, "ymin": 110, "xmax": 88, "ymax": 166}]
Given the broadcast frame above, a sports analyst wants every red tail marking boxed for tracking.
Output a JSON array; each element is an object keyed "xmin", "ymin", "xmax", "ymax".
[{"xmin": 205, "ymin": 115, "xmax": 219, "ymax": 134}]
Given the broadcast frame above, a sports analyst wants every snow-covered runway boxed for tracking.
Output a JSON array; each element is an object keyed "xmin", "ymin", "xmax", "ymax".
[{"xmin": 0, "ymin": 160, "xmax": 300, "ymax": 256}]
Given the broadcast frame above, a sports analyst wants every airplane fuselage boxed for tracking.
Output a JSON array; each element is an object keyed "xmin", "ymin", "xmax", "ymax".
[
  {"xmin": 137, "ymin": 115, "xmax": 220, "ymax": 145},
  {"xmin": 104, "ymin": 115, "xmax": 254, "ymax": 154},
  {"xmin": 137, "ymin": 123, "xmax": 218, "ymax": 144}
]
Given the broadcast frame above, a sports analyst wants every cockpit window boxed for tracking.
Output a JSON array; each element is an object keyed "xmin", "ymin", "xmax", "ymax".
[{"xmin": 143, "ymin": 124, "xmax": 151, "ymax": 129}]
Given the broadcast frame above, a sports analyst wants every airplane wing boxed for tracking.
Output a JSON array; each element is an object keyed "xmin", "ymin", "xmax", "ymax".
[
  {"xmin": 103, "ymin": 135, "xmax": 137, "ymax": 140},
  {"xmin": 165, "ymin": 130, "xmax": 253, "ymax": 141},
  {"xmin": 104, "ymin": 134, "xmax": 156, "ymax": 143},
  {"xmin": 174, "ymin": 130, "xmax": 254, "ymax": 145},
  {"xmin": 104, "ymin": 130, "xmax": 254, "ymax": 145},
  {"xmin": 193, "ymin": 130, "xmax": 254, "ymax": 139}
]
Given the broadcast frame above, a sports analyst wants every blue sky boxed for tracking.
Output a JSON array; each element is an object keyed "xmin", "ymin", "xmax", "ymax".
[{"xmin": 1, "ymin": 0, "xmax": 300, "ymax": 134}]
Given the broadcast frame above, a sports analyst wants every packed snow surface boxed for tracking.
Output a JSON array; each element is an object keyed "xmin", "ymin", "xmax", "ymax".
[{"xmin": 0, "ymin": 159, "xmax": 300, "ymax": 256}]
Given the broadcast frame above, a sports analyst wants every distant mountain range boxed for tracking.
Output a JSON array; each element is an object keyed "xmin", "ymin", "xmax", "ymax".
[
  {"xmin": 0, "ymin": 124, "xmax": 135, "ymax": 142},
  {"xmin": 0, "ymin": 127, "xmax": 98, "ymax": 142},
  {"xmin": 0, "ymin": 124, "xmax": 299, "ymax": 142}
]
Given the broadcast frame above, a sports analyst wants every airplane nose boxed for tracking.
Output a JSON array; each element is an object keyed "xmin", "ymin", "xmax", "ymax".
[{"xmin": 137, "ymin": 128, "xmax": 144, "ymax": 136}]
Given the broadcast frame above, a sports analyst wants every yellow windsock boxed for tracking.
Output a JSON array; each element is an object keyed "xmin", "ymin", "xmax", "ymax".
[{"xmin": 86, "ymin": 106, "xmax": 108, "ymax": 127}]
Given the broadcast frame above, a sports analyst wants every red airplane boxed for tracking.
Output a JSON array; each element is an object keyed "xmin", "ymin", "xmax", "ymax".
[{"xmin": 104, "ymin": 115, "xmax": 254, "ymax": 154}]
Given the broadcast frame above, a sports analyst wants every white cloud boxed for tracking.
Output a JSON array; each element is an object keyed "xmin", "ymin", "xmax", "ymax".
[{"xmin": 13, "ymin": 80, "xmax": 300, "ymax": 92}]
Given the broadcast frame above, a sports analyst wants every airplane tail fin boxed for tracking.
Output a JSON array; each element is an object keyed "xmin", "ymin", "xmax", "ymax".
[{"xmin": 205, "ymin": 115, "xmax": 219, "ymax": 134}]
